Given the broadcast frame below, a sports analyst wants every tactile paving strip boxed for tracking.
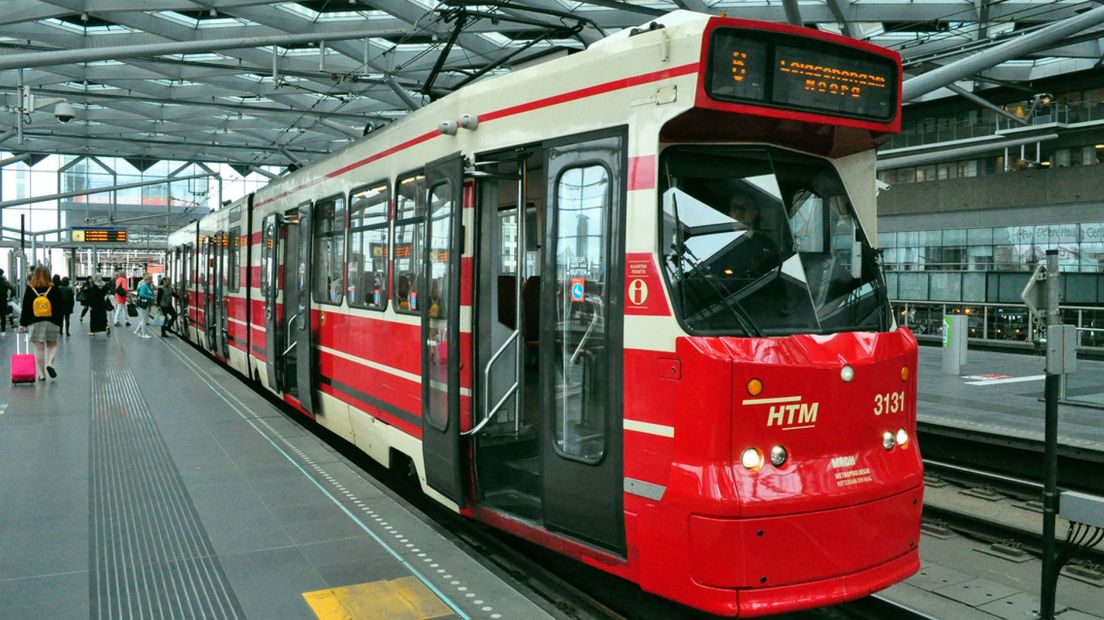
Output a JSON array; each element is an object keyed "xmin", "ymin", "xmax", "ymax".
[{"xmin": 89, "ymin": 345, "xmax": 245, "ymax": 619}]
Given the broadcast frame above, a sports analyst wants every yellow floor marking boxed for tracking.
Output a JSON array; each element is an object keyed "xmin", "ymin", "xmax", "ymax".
[{"xmin": 304, "ymin": 577, "xmax": 453, "ymax": 620}]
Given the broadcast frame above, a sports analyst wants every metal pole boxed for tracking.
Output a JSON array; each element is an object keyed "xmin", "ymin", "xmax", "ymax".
[
  {"xmin": 0, "ymin": 173, "xmax": 214, "ymax": 210},
  {"xmin": 17, "ymin": 69, "xmax": 24, "ymax": 144},
  {"xmin": 0, "ymin": 28, "xmax": 400, "ymax": 72},
  {"xmin": 877, "ymin": 134, "xmax": 1058, "ymax": 171},
  {"xmin": 1041, "ymin": 248, "xmax": 1060, "ymax": 620}
]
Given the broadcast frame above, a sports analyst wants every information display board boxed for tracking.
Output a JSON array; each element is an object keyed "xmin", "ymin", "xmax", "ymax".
[
  {"xmin": 707, "ymin": 27, "xmax": 898, "ymax": 122},
  {"xmin": 71, "ymin": 226, "xmax": 128, "ymax": 243}
]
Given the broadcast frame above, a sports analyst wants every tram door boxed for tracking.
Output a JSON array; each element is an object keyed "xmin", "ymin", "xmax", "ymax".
[
  {"xmin": 181, "ymin": 243, "xmax": 191, "ymax": 337},
  {"xmin": 204, "ymin": 236, "xmax": 217, "ymax": 350},
  {"xmin": 293, "ymin": 201, "xmax": 316, "ymax": 414},
  {"xmin": 540, "ymin": 135, "xmax": 624, "ymax": 550},
  {"xmin": 472, "ymin": 135, "xmax": 624, "ymax": 552},
  {"xmin": 421, "ymin": 153, "xmax": 465, "ymax": 504},
  {"xmin": 261, "ymin": 214, "xmax": 282, "ymax": 390},
  {"xmin": 274, "ymin": 210, "xmax": 302, "ymax": 401},
  {"xmin": 216, "ymin": 231, "xmax": 230, "ymax": 358}
]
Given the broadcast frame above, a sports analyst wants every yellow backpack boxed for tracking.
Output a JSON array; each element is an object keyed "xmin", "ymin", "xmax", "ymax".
[{"xmin": 32, "ymin": 286, "xmax": 53, "ymax": 318}]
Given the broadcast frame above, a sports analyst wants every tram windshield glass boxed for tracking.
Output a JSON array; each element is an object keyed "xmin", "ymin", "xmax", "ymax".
[{"xmin": 659, "ymin": 146, "xmax": 890, "ymax": 336}]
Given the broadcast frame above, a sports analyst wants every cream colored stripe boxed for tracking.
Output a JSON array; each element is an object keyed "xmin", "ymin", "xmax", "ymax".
[
  {"xmin": 317, "ymin": 344, "xmax": 472, "ymax": 397},
  {"xmin": 318, "ymin": 343, "xmax": 420, "ymax": 383},
  {"xmin": 742, "ymin": 395, "xmax": 802, "ymax": 406},
  {"xmin": 623, "ymin": 315, "xmax": 679, "ymax": 352},
  {"xmin": 624, "ymin": 419, "xmax": 675, "ymax": 438}
]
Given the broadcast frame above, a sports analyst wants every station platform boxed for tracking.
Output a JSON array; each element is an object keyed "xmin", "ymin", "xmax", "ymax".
[
  {"xmin": 0, "ymin": 329, "xmax": 554, "ymax": 620},
  {"xmin": 917, "ymin": 344, "xmax": 1104, "ymax": 451}
]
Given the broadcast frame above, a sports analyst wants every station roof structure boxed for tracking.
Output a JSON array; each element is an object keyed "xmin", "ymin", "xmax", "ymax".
[{"xmin": 3, "ymin": 0, "xmax": 1104, "ymax": 171}]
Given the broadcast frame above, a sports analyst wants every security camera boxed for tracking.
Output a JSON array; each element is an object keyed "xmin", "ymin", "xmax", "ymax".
[{"xmin": 54, "ymin": 101, "xmax": 76, "ymax": 123}]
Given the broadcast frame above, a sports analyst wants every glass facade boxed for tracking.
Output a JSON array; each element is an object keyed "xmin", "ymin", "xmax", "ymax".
[
  {"xmin": 0, "ymin": 151, "xmax": 277, "ymax": 278},
  {"xmin": 879, "ymin": 222, "xmax": 1104, "ymax": 273}
]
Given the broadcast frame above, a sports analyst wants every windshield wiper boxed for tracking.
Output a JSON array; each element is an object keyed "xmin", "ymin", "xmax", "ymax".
[{"xmin": 670, "ymin": 241, "xmax": 762, "ymax": 337}]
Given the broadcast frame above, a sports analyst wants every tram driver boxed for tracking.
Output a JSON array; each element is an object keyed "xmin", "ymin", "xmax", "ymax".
[{"xmin": 722, "ymin": 192, "xmax": 782, "ymax": 281}]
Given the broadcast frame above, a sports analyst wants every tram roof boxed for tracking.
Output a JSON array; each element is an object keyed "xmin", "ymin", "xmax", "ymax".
[{"xmin": 2, "ymin": 0, "xmax": 1103, "ymax": 170}]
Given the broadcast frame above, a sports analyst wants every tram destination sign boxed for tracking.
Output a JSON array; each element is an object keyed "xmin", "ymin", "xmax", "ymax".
[
  {"xmin": 706, "ymin": 27, "xmax": 898, "ymax": 122},
  {"xmin": 71, "ymin": 226, "xmax": 128, "ymax": 243}
]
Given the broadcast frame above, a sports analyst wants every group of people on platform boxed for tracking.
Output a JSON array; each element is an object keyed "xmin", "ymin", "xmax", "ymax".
[{"xmin": 7, "ymin": 266, "xmax": 180, "ymax": 382}]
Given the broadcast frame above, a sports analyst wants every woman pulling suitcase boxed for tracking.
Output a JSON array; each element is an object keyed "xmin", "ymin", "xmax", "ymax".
[{"xmin": 17, "ymin": 266, "xmax": 63, "ymax": 381}]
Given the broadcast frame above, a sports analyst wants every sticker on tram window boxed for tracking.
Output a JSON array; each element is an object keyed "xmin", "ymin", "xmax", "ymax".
[{"xmin": 570, "ymin": 278, "xmax": 585, "ymax": 303}]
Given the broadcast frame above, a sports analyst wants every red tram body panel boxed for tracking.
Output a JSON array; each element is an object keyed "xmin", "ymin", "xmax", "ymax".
[{"xmin": 166, "ymin": 11, "xmax": 922, "ymax": 616}]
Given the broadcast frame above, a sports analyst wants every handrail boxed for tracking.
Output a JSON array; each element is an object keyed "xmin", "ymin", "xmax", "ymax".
[
  {"xmin": 570, "ymin": 311, "xmax": 600, "ymax": 365},
  {"xmin": 463, "ymin": 330, "xmax": 520, "ymax": 436},
  {"xmin": 463, "ymin": 381, "xmax": 518, "ymax": 437},
  {"xmin": 281, "ymin": 311, "xmax": 300, "ymax": 356}
]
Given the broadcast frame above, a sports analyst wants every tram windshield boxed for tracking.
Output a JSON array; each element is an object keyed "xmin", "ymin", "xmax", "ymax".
[{"xmin": 659, "ymin": 146, "xmax": 891, "ymax": 336}]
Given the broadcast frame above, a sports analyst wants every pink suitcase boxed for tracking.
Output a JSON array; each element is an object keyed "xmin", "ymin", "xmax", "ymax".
[{"xmin": 11, "ymin": 335, "xmax": 36, "ymax": 384}]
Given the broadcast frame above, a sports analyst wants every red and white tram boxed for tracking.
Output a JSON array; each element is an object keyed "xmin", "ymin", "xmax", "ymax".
[{"xmin": 167, "ymin": 11, "xmax": 922, "ymax": 616}]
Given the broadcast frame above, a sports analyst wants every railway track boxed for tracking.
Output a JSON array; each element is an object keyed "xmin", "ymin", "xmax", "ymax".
[{"xmin": 917, "ymin": 421, "xmax": 1104, "ymax": 495}]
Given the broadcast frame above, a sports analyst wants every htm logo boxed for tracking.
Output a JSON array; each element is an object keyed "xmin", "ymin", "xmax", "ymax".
[
  {"xmin": 767, "ymin": 401, "xmax": 818, "ymax": 429},
  {"xmin": 742, "ymin": 395, "xmax": 819, "ymax": 431}
]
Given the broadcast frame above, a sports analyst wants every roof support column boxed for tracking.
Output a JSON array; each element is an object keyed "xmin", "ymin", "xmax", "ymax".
[
  {"xmin": 782, "ymin": 0, "xmax": 804, "ymax": 27},
  {"xmin": 826, "ymin": 0, "xmax": 857, "ymax": 38}
]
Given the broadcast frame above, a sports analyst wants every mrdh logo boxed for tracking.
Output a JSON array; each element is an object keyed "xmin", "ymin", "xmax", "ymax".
[{"xmin": 742, "ymin": 396, "xmax": 819, "ymax": 431}]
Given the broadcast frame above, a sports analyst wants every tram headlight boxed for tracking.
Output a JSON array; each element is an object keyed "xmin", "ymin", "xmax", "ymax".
[
  {"xmin": 882, "ymin": 432, "xmax": 895, "ymax": 451},
  {"xmin": 896, "ymin": 428, "xmax": 909, "ymax": 447},
  {"xmin": 769, "ymin": 445, "xmax": 788, "ymax": 467},
  {"xmin": 741, "ymin": 448, "xmax": 764, "ymax": 471}
]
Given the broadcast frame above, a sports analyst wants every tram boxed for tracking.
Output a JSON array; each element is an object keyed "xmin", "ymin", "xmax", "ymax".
[{"xmin": 167, "ymin": 11, "xmax": 922, "ymax": 616}]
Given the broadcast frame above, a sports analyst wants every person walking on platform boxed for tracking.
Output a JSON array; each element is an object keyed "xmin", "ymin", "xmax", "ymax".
[
  {"xmin": 78, "ymin": 280, "xmax": 90, "ymax": 323},
  {"xmin": 134, "ymin": 274, "xmax": 155, "ymax": 339},
  {"xmin": 157, "ymin": 276, "xmax": 178, "ymax": 337},
  {"xmin": 0, "ymin": 268, "xmax": 14, "ymax": 335},
  {"xmin": 112, "ymin": 271, "xmax": 130, "ymax": 327},
  {"xmin": 17, "ymin": 266, "xmax": 63, "ymax": 381},
  {"xmin": 84, "ymin": 275, "xmax": 111, "ymax": 336},
  {"xmin": 58, "ymin": 277, "xmax": 75, "ymax": 336}
]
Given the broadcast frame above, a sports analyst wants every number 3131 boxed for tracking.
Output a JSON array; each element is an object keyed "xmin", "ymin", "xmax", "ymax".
[{"xmin": 874, "ymin": 391, "xmax": 906, "ymax": 415}]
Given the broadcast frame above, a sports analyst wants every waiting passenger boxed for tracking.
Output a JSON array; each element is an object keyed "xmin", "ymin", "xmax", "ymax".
[
  {"xmin": 112, "ymin": 271, "xmax": 130, "ymax": 327},
  {"xmin": 133, "ymin": 274, "xmax": 155, "ymax": 339}
]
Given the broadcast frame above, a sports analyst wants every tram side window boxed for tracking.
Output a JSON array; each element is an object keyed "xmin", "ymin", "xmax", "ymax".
[
  {"xmin": 553, "ymin": 164, "xmax": 610, "ymax": 464},
  {"xmin": 312, "ymin": 195, "xmax": 346, "ymax": 306},
  {"xmin": 228, "ymin": 226, "xmax": 241, "ymax": 293},
  {"xmin": 348, "ymin": 182, "xmax": 391, "ymax": 309},
  {"xmin": 393, "ymin": 173, "xmax": 425, "ymax": 314}
]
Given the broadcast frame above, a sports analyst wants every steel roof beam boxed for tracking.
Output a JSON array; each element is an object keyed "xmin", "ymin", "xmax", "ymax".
[
  {"xmin": 903, "ymin": 3, "xmax": 1104, "ymax": 101},
  {"xmin": 0, "ymin": 27, "xmax": 402, "ymax": 71},
  {"xmin": 946, "ymin": 83, "xmax": 1027, "ymax": 125}
]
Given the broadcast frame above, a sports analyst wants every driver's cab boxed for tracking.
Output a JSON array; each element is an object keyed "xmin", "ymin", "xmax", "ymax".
[{"xmin": 659, "ymin": 144, "xmax": 890, "ymax": 337}]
